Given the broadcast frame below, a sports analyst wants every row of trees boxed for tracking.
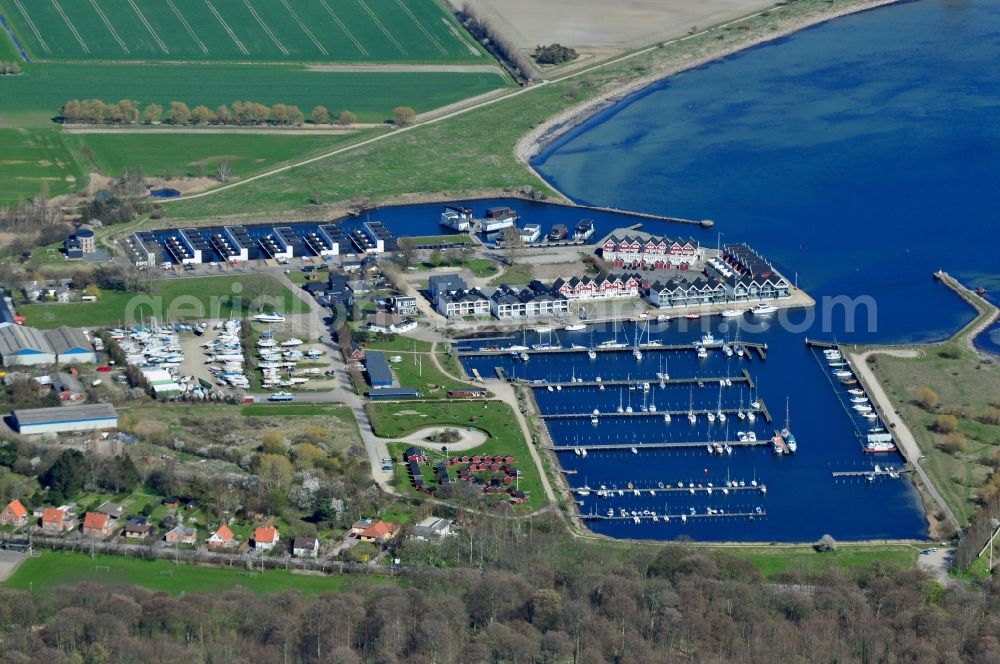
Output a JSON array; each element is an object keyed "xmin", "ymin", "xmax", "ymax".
[
  {"xmin": 460, "ymin": 3, "xmax": 536, "ymax": 81},
  {"xmin": 0, "ymin": 528, "xmax": 997, "ymax": 663},
  {"xmin": 0, "ymin": 60, "xmax": 22, "ymax": 75},
  {"xmin": 57, "ymin": 99, "xmax": 414, "ymax": 126}
]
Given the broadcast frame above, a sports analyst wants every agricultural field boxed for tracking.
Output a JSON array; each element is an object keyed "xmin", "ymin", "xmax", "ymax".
[
  {"xmin": 0, "ymin": 0, "xmax": 485, "ymax": 62},
  {"xmin": 64, "ymin": 130, "xmax": 371, "ymax": 181},
  {"xmin": 0, "ymin": 128, "xmax": 84, "ymax": 202},
  {"xmin": 18, "ymin": 274, "xmax": 301, "ymax": 328}
]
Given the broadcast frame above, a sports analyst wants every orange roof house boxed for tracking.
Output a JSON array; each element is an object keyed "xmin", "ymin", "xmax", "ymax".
[
  {"xmin": 253, "ymin": 525, "xmax": 280, "ymax": 550},
  {"xmin": 0, "ymin": 499, "xmax": 28, "ymax": 526},
  {"xmin": 82, "ymin": 511, "xmax": 113, "ymax": 537},
  {"xmin": 359, "ymin": 521, "xmax": 398, "ymax": 543},
  {"xmin": 41, "ymin": 507, "xmax": 71, "ymax": 531},
  {"xmin": 208, "ymin": 525, "xmax": 236, "ymax": 549}
]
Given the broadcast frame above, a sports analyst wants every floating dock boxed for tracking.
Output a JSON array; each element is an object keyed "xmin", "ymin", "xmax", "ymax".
[
  {"xmin": 581, "ymin": 510, "xmax": 766, "ymax": 522},
  {"xmin": 831, "ymin": 468, "xmax": 910, "ymax": 478},
  {"xmin": 529, "ymin": 374, "xmax": 749, "ymax": 389},
  {"xmin": 542, "ymin": 407, "xmax": 761, "ymax": 420},
  {"xmin": 573, "ymin": 484, "xmax": 766, "ymax": 496},
  {"xmin": 457, "ymin": 341, "xmax": 768, "ymax": 358},
  {"xmin": 551, "ymin": 438, "xmax": 769, "ymax": 452}
]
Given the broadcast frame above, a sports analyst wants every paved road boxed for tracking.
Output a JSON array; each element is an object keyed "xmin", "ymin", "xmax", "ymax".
[{"xmin": 849, "ymin": 349, "xmax": 960, "ymax": 532}]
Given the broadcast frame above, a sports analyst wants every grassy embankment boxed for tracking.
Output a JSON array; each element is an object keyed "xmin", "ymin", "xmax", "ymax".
[
  {"xmin": 865, "ymin": 276, "xmax": 1000, "ymax": 527},
  {"xmin": 17, "ymin": 274, "xmax": 299, "ymax": 328},
  {"xmin": 161, "ymin": 0, "xmax": 889, "ymax": 221},
  {"xmin": 4, "ymin": 551, "xmax": 400, "ymax": 595},
  {"xmin": 368, "ymin": 400, "xmax": 545, "ymax": 511}
]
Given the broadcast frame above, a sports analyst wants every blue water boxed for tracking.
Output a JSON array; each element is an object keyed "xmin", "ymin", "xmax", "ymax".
[{"xmin": 500, "ymin": 0, "xmax": 1000, "ymax": 541}]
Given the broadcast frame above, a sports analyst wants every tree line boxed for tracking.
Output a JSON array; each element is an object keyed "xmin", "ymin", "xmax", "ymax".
[
  {"xmin": 58, "ymin": 99, "xmax": 380, "ymax": 126},
  {"xmin": 0, "ymin": 526, "xmax": 997, "ymax": 663},
  {"xmin": 0, "ymin": 60, "xmax": 22, "ymax": 75}
]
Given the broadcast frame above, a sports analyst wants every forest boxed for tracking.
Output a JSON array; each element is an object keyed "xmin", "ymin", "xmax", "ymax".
[{"xmin": 2, "ymin": 512, "xmax": 999, "ymax": 663}]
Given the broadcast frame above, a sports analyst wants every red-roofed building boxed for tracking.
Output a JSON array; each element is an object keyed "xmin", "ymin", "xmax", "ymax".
[
  {"xmin": 41, "ymin": 507, "xmax": 73, "ymax": 532},
  {"xmin": 253, "ymin": 525, "xmax": 280, "ymax": 551},
  {"xmin": 82, "ymin": 511, "xmax": 113, "ymax": 537},
  {"xmin": 0, "ymin": 499, "xmax": 28, "ymax": 527},
  {"xmin": 208, "ymin": 524, "xmax": 237, "ymax": 550},
  {"xmin": 359, "ymin": 521, "xmax": 398, "ymax": 544}
]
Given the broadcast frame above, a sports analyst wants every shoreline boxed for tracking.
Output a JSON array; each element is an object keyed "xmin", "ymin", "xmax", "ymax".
[{"xmin": 514, "ymin": 0, "xmax": 904, "ymax": 182}]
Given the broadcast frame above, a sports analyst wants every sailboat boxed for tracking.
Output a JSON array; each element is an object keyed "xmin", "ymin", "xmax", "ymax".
[
  {"xmin": 687, "ymin": 388, "xmax": 697, "ymax": 424},
  {"xmin": 779, "ymin": 397, "xmax": 797, "ymax": 453},
  {"xmin": 625, "ymin": 390, "xmax": 633, "ymax": 414},
  {"xmin": 618, "ymin": 389, "xmax": 625, "ymax": 414},
  {"xmin": 716, "ymin": 384, "xmax": 727, "ymax": 422}
]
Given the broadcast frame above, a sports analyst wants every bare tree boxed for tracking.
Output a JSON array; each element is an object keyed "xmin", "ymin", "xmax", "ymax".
[
  {"xmin": 217, "ymin": 161, "xmax": 232, "ymax": 183},
  {"xmin": 395, "ymin": 237, "xmax": 417, "ymax": 269},
  {"xmin": 498, "ymin": 226, "xmax": 524, "ymax": 265}
]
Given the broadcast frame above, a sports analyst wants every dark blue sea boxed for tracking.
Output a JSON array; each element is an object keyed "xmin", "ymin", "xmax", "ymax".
[{"xmin": 467, "ymin": 0, "xmax": 1000, "ymax": 541}]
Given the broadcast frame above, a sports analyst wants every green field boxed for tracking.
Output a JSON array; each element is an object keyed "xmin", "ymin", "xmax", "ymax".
[
  {"xmin": 18, "ymin": 274, "xmax": 301, "ymax": 328},
  {"xmin": 0, "ymin": 0, "xmax": 484, "ymax": 63},
  {"xmin": 370, "ymin": 399, "xmax": 546, "ymax": 510},
  {"xmin": 0, "ymin": 128, "xmax": 84, "ymax": 201},
  {"xmin": 65, "ymin": 130, "xmax": 372, "ymax": 180},
  {"xmin": 727, "ymin": 545, "xmax": 921, "ymax": 581},
  {"xmin": 4, "ymin": 550, "xmax": 399, "ymax": 595},
  {"xmin": 0, "ymin": 63, "xmax": 509, "ymax": 128}
]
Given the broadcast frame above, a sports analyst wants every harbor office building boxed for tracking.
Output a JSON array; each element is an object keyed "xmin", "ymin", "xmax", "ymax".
[{"xmin": 599, "ymin": 231, "xmax": 703, "ymax": 270}]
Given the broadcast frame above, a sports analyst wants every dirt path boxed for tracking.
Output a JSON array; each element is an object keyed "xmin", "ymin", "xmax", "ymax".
[
  {"xmin": 305, "ymin": 63, "xmax": 504, "ymax": 74},
  {"xmin": 62, "ymin": 125, "xmax": 381, "ymax": 134},
  {"xmin": 849, "ymin": 348, "xmax": 960, "ymax": 532},
  {"xmin": 0, "ymin": 550, "xmax": 28, "ymax": 582},
  {"xmin": 393, "ymin": 426, "xmax": 488, "ymax": 451}
]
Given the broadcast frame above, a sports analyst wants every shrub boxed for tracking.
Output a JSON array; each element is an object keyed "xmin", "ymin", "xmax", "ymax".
[
  {"xmin": 939, "ymin": 431, "xmax": 966, "ymax": 455},
  {"xmin": 813, "ymin": 534, "xmax": 837, "ymax": 552},
  {"xmin": 933, "ymin": 414, "xmax": 959, "ymax": 434},
  {"xmin": 532, "ymin": 43, "xmax": 578, "ymax": 65},
  {"xmin": 393, "ymin": 106, "xmax": 417, "ymax": 126},
  {"xmin": 917, "ymin": 387, "xmax": 939, "ymax": 410}
]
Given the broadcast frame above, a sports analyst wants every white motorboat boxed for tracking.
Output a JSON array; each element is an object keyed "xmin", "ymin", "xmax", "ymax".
[
  {"xmin": 721, "ymin": 309, "xmax": 743, "ymax": 318},
  {"xmin": 254, "ymin": 312, "xmax": 285, "ymax": 323},
  {"xmin": 564, "ymin": 323, "xmax": 586, "ymax": 331},
  {"xmin": 751, "ymin": 303, "xmax": 777, "ymax": 315}
]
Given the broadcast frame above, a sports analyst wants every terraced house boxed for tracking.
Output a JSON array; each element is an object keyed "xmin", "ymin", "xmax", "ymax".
[
  {"xmin": 489, "ymin": 282, "xmax": 570, "ymax": 319},
  {"xmin": 553, "ymin": 273, "xmax": 646, "ymax": 301},
  {"xmin": 599, "ymin": 231, "xmax": 702, "ymax": 270}
]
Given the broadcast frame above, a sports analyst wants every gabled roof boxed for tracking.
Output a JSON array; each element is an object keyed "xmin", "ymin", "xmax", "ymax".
[
  {"xmin": 41, "ymin": 507, "xmax": 66, "ymax": 524},
  {"xmin": 293, "ymin": 536, "xmax": 318, "ymax": 549},
  {"xmin": 254, "ymin": 525, "xmax": 279, "ymax": 543},
  {"xmin": 4, "ymin": 499, "xmax": 27, "ymax": 518},
  {"xmin": 45, "ymin": 326, "xmax": 92, "ymax": 355},
  {"xmin": 360, "ymin": 521, "xmax": 397, "ymax": 538},
  {"xmin": 211, "ymin": 524, "xmax": 234, "ymax": 542},
  {"xmin": 83, "ymin": 512, "xmax": 110, "ymax": 530}
]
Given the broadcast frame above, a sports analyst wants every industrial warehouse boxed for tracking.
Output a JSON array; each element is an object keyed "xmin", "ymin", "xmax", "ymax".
[
  {"xmin": 9, "ymin": 403, "xmax": 118, "ymax": 435},
  {"xmin": 0, "ymin": 324, "xmax": 98, "ymax": 367}
]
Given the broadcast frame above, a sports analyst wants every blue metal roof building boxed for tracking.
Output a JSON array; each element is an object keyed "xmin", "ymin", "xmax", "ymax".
[{"xmin": 365, "ymin": 350, "xmax": 394, "ymax": 388}]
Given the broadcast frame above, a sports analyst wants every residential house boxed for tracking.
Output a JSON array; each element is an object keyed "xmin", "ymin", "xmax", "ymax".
[
  {"xmin": 123, "ymin": 516, "xmax": 152, "ymax": 539},
  {"xmin": 253, "ymin": 525, "xmax": 280, "ymax": 551},
  {"xmin": 649, "ymin": 277, "xmax": 727, "ymax": 308},
  {"xmin": 427, "ymin": 273, "xmax": 467, "ymax": 302},
  {"xmin": 437, "ymin": 288, "xmax": 490, "ymax": 318},
  {"xmin": 51, "ymin": 372, "xmax": 84, "ymax": 401},
  {"xmin": 552, "ymin": 272, "xmax": 645, "ymax": 302},
  {"xmin": 359, "ymin": 521, "xmax": 398, "ymax": 544},
  {"xmin": 41, "ymin": 506, "xmax": 74, "ymax": 532},
  {"xmin": 412, "ymin": 517, "xmax": 455, "ymax": 541},
  {"xmin": 599, "ymin": 231, "xmax": 702, "ymax": 269},
  {"xmin": 389, "ymin": 295, "xmax": 417, "ymax": 315},
  {"xmin": 207, "ymin": 524, "xmax": 237, "ymax": 550},
  {"xmin": 82, "ymin": 511, "xmax": 114, "ymax": 538},
  {"xmin": 489, "ymin": 281, "xmax": 570, "ymax": 320},
  {"xmin": 350, "ymin": 518, "xmax": 374, "ymax": 537},
  {"xmin": 0, "ymin": 499, "xmax": 28, "ymax": 527},
  {"xmin": 292, "ymin": 536, "xmax": 319, "ymax": 558},
  {"xmin": 163, "ymin": 525, "xmax": 197, "ymax": 545}
]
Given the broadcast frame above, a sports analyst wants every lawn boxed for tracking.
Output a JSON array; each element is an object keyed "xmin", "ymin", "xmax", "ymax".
[
  {"xmin": 0, "ymin": 0, "xmax": 485, "ymax": 62},
  {"xmin": 409, "ymin": 234, "xmax": 474, "ymax": 246},
  {"xmin": 18, "ymin": 274, "xmax": 300, "ymax": 328},
  {"xmin": 4, "ymin": 551, "xmax": 400, "ymax": 595},
  {"xmin": 725, "ymin": 545, "xmax": 921, "ymax": 582},
  {"xmin": 0, "ymin": 128, "xmax": 85, "ymax": 203},
  {"xmin": 388, "ymin": 350, "xmax": 476, "ymax": 397},
  {"xmin": 363, "ymin": 336, "xmax": 433, "ymax": 353},
  {"xmin": 419, "ymin": 257, "xmax": 497, "ymax": 277},
  {"xmin": 369, "ymin": 399, "xmax": 545, "ymax": 510},
  {"xmin": 868, "ymin": 339, "xmax": 1000, "ymax": 526},
  {"xmin": 66, "ymin": 131, "xmax": 372, "ymax": 181},
  {"xmin": 241, "ymin": 403, "xmax": 352, "ymax": 418},
  {"xmin": 491, "ymin": 263, "xmax": 533, "ymax": 286}
]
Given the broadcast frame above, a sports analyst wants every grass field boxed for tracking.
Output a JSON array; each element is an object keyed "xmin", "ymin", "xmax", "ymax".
[
  {"xmin": 370, "ymin": 399, "xmax": 545, "ymax": 510},
  {"xmin": 4, "ymin": 550, "xmax": 399, "ymax": 595},
  {"xmin": 727, "ymin": 545, "xmax": 921, "ymax": 581},
  {"xmin": 18, "ymin": 274, "xmax": 300, "ymax": 328},
  {"xmin": 0, "ymin": 0, "xmax": 484, "ymax": 63},
  {"xmin": 65, "ymin": 130, "xmax": 373, "ymax": 180},
  {"xmin": 0, "ymin": 128, "xmax": 84, "ymax": 202}
]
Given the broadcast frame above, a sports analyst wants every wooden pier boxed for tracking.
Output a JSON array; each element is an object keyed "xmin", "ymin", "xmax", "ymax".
[
  {"xmin": 525, "ymin": 374, "xmax": 750, "ymax": 390},
  {"xmin": 542, "ymin": 407, "xmax": 762, "ymax": 420},
  {"xmin": 581, "ymin": 510, "xmax": 766, "ymax": 522},
  {"xmin": 831, "ymin": 468, "xmax": 911, "ymax": 478},
  {"xmin": 551, "ymin": 439, "xmax": 770, "ymax": 452},
  {"xmin": 571, "ymin": 484, "xmax": 767, "ymax": 496},
  {"xmin": 457, "ymin": 341, "xmax": 768, "ymax": 358}
]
